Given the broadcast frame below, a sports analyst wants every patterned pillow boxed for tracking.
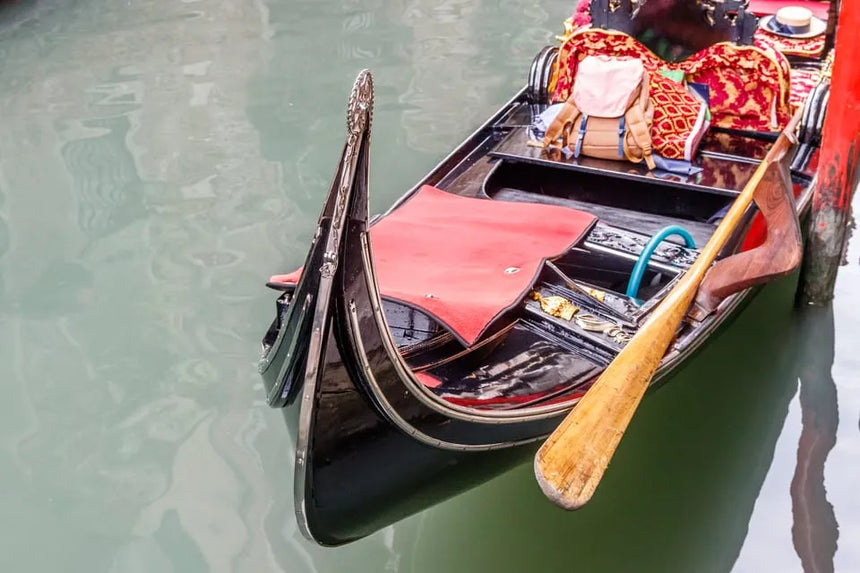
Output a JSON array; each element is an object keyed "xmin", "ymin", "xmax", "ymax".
[{"xmin": 650, "ymin": 72, "xmax": 710, "ymax": 161}]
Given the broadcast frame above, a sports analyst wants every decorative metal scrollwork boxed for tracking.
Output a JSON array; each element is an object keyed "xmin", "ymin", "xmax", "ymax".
[
  {"xmin": 702, "ymin": 0, "xmax": 756, "ymax": 44},
  {"xmin": 347, "ymin": 69, "xmax": 374, "ymax": 136},
  {"xmin": 574, "ymin": 314, "xmax": 632, "ymax": 345},
  {"xmin": 588, "ymin": 226, "xmax": 698, "ymax": 268},
  {"xmin": 318, "ymin": 70, "xmax": 375, "ymax": 279}
]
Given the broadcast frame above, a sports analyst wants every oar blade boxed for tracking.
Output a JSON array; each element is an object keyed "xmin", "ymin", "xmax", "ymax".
[
  {"xmin": 534, "ymin": 285, "xmax": 693, "ymax": 509},
  {"xmin": 534, "ymin": 357, "xmax": 658, "ymax": 509}
]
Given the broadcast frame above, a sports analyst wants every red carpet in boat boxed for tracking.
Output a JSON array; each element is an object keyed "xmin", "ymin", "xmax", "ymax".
[{"xmin": 272, "ymin": 185, "xmax": 596, "ymax": 346}]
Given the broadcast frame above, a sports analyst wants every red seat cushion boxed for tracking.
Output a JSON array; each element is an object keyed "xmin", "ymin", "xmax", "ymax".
[
  {"xmin": 790, "ymin": 66, "xmax": 823, "ymax": 110},
  {"xmin": 272, "ymin": 185, "xmax": 596, "ymax": 346}
]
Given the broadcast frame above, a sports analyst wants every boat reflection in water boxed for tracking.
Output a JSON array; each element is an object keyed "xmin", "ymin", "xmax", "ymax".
[
  {"xmin": 791, "ymin": 305, "xmax": 839, "ymax": 573},
  {"xmin": 381, "ymin": 276, "xmax": 839, "ymax": 572}
]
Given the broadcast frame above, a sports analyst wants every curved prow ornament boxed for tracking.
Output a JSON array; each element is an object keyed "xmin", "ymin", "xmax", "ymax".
[
  {"xmin": 258, "ymin": 69, "xmax": 374, "ymax": 408},
  {"xmin": 327, "ymin": 69, "xmax": 375, "ymax": 277},
  {"xmin": 292, "ymin": 69, "xmax": 375, "ymax": 542},
  {"xmin": 348, "ymin": 69, "xmax": 374, "ymax": 136}
]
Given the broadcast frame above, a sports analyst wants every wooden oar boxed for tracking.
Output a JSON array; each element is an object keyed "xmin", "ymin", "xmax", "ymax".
[{"xmin": 534, "ymin": 108, "xmax": 804, "ymax": 510}]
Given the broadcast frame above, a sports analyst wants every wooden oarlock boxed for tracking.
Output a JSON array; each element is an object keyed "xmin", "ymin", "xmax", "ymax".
[{"xmin": 690, "ymin": 159, "xmax": 802, "ymax": 319}]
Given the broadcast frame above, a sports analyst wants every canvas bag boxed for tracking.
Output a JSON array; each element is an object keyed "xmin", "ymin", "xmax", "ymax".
[{"xmin": 531, "ymin": 55, "xmax": 656, "ymax": 169}]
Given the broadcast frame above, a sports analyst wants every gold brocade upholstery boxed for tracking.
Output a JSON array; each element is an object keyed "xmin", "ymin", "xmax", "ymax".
[
  {"xmin": 790, "ymin": 67, "xmax": 823, "ymax": 111},
  {"xmin": 554, "ymin": 29, "xmax": 793, "ymax": 132},
  {"xmin": 755, "ymin": 28, "xmax": 826, "ymax": 58}
]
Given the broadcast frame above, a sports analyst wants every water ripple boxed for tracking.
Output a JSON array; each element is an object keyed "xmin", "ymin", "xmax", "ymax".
[{"xmin": 3, "ymin": 0, "xmax": 858, "ymax": 572}]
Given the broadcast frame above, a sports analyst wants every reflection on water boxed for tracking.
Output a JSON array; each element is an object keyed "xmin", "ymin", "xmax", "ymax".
[
  {"xmin": 791, "ymin": 307, "xmax": 839, "ymax": 573},
  {"xmin": 61, "ymin": 114, "xmax": 145, "ymax": 242},
  {"xmin": 398, "ymin": 277, "xmax": 802, "ymax": 572},
  {"xmin": 0, "ymin": 0, "xmax": 858, "ymax": 572}
]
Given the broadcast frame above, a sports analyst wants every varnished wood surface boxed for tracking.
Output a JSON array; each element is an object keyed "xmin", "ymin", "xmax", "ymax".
[
  {"xmin": 692, "ymin": 160, "xmax": 803, "ymax": 316},
  {"xmin": 533, "ymin": 108, "xmax": 803, "ymax": 510}
]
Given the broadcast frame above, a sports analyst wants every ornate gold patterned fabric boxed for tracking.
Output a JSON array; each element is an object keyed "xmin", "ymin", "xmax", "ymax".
[
  {"xmin": 649, "ymin": 72, "xmax": 708, "ymax": 160},
  {"xmin": 755, "ymin": 28, "xmax": 826, "ymax": 58},
  {"xmin": 683, "ymin": 35, "xmax": 792, "ymax": 131},
  {"xmin": 789, "ymin": 66, "xmax": 821, "ymax": 110},
  {"xmin": 554, "ymin": 29, "xmax": 793, "ymax": 132}
]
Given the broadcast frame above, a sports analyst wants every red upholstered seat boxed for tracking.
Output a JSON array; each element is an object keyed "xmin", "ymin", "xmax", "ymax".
[
  {"xmin": 755, "ymin": 28, "xmax": 826, "ymax": 59},
  {"xmin": 790, "ymin": 66, "xmax": 823, "ymax": 110},
  {"xmin": 271, "ymin": 185, "xmax": 597, "ymax": 346},
  {"xmin": 553, "ymin": 29, "xmax": 793, "ymax": 132}
]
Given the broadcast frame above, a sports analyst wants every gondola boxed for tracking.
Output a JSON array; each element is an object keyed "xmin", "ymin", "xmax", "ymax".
[{"xmin": 258, "ymin": 0, "xmax": 833, "ymax": 546}]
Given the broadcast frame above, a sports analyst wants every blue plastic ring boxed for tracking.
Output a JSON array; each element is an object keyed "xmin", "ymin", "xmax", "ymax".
[{"xmin": 626, "ymin": 225, "xmax": 696, "ymax": 302}]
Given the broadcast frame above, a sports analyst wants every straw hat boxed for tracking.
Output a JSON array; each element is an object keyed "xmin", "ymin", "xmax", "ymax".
[{"xmin": 759, "ymin": 6, "xmax": 826, "ymax": 39}]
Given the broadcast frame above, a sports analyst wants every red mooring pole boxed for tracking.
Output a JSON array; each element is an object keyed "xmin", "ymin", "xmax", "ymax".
[{"xmin": 799, "ymin": 0, "xmax": 860, "ymax": 304}]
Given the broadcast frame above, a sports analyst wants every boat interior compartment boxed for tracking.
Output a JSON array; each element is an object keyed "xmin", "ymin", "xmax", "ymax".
[
  {"xmin": 482, "ymin": 159, "xmax": 727, "ymax": 248},
  {"xmin": 489, "ymin": 126, "xmax": 759, "ymax": 198}
]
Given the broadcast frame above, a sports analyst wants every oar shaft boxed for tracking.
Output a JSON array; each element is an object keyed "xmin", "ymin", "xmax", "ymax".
[{"xmin": 535, "ymin": 108, "xmax": 802, "ymax": 509}]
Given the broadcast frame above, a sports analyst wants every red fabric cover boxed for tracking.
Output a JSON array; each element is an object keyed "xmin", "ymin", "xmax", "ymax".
[
  {"xmin": 790, "ymin": 66, "xmax": 822, "ymax": 110},
  {"xmin": 749, "ymin": 0, "xmax": 830, "ymax": 20},
  {"xmin": 687, "ymin": 36, "xmax": 792, "ymax": 131},
  {"xmin": 755, "ymin": 28, "xmax": 826, "ymax": 58},
  {"xmin": 553, "ymin": 29, "xmax": 792, "ymax": 132},
  {"xmin": 271, "ymin": 185, "xmax": 596, "ymax": 346}
]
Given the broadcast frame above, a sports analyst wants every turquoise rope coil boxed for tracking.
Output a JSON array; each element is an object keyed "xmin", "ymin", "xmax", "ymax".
[{"xmin": 626, "ymin": 225, "xmax": 696, "ymax": 302}]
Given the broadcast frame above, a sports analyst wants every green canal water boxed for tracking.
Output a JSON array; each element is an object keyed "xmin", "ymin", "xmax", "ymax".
[{"xmin": 1, "ymin": 1, "xmax": 858, "ymax": 571}]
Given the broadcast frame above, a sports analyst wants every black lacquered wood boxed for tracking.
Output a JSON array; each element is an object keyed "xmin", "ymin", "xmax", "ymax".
[{"xmin": 263, "ymin": 60, "xmax": 825, "ymax": 545}]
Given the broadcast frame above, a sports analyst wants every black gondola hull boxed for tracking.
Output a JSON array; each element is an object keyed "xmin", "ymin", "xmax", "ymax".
[{"xmin": 264, "ymin": 55, "xmax": 824, "ymax": 544}]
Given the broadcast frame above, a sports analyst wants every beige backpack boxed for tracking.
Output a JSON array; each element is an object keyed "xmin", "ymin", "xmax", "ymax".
[{"xmin": 529, "ymin": 55, "xmax": 656, "ymax": 170}]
